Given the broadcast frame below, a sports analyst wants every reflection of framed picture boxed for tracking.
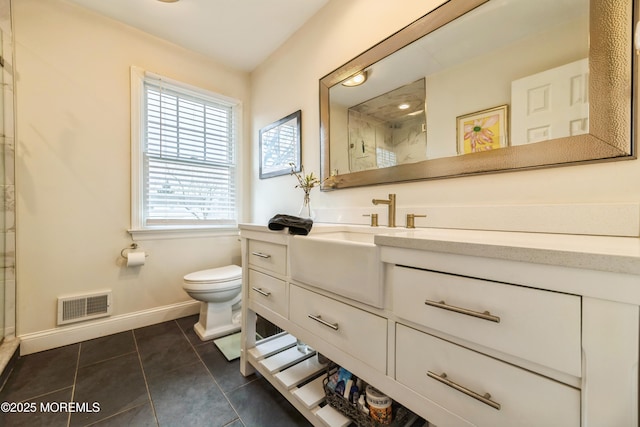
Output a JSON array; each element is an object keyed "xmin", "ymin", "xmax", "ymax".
[
  {"xmin": 259, "ymin": 110, "xmax": 301, "ymax": 179},
  {"xmin": 457, "ymin": 105, "xmax": 509, "ymax": 154}
]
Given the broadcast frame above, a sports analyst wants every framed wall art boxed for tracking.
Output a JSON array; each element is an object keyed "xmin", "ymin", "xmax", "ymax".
[
  {"xmin": 259, "ymin": 110, "xmax": 301, "ymax": 179},
  {"xmin": 457, "ymin": 105, "xmax": 509, "ymax": 154}
]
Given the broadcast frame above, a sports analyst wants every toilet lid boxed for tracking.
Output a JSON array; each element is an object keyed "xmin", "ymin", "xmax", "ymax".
[{"xmin": 183, "ymin": 265, "xmax": 242, "ymax": 284}]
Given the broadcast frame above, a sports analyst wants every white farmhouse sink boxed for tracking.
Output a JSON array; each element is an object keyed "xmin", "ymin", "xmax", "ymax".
[
  {"xmin": 306, "ymin": 231, "xmax": 376, "ymax": 244},
  {"xmin": 289, "ymin": 229, "xmax": 384, "ymax": 308}
]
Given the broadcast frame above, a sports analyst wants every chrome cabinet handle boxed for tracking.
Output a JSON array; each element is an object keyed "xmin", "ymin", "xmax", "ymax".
[
  {"xmin": 251, "ymin": 287, "xmax": 271, "ymax": 297},
  {"xmin": 251, "ymin": 251, "xmax": 271, "ymax": 259},
  {"xmin": 424, "ymin": 299, "xmax": 500, "ymax": 323},
  {"xmin": 427, "ymin": 371, "xmax": 501, "ymax": 410},
  {"xmin": 308, "ymin": 314, "xmax": 339, "ymax": 330}
]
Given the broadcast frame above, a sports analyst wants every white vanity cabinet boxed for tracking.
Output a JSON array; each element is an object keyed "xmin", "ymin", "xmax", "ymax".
[
  {"xmin": 240, "ymin": 224, "xmax": 640, "ymax": 427},
  {"xmin": 380, "ymin": 235, "xmax": 640, "ymax": 427}
]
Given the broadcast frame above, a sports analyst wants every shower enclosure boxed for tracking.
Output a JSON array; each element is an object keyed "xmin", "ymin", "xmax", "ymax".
[{"xmin": 0, "ymin": 0, "xmax": 16, "ymax": 354}]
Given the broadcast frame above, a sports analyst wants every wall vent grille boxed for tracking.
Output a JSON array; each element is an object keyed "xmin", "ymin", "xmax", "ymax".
[{"xmin": 57, "ymin": 291, "xmax": 112, "ymax": 325}]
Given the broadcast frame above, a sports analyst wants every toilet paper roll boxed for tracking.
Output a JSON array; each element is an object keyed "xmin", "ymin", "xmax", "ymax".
[{"xmin": 127, "ymin": 251, "xmax": 146, "ymax": 267}]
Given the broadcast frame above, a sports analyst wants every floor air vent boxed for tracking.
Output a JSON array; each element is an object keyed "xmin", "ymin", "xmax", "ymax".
[{"xmin": 57, "ymin": 291, "xmax": 112, "ymax": 325}]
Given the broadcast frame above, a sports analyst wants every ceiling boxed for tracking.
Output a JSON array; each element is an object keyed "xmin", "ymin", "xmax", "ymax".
[{"xmin": 66, "ymin": 0, "xmax": 329, "ymax": 72}]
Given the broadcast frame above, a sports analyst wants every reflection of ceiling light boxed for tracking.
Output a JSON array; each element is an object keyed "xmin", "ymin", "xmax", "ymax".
[
  {"xmin": 158, "ymin": 0, "xmax": 179, "ymax": 2},
  {"xmin": 398, "ymin": 103, "xmax": 410, "ymax": 110},
  {"xmin": 408, "ymin": 109, "xmax": 424, "ymax": 116},
  {"xmin": 342, "ymin": 71, "xmax": 368, "ymax": 87}
]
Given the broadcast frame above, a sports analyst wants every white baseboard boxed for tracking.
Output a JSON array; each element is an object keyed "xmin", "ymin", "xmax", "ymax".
[{"xmin": 19, "ymin": 300, "xmax": 200, "ymax": 355}]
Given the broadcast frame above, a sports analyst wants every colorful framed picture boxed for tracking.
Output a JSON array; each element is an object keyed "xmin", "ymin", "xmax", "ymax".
[
  {"xmin": 456, "ymin": 105, "xmax": 509, "ymax": 154},
  {"xmin": 259, "ymin": 110, "xmax": 301, "ymax": 179}
]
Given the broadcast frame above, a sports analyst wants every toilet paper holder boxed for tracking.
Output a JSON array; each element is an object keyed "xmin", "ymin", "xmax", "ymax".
[{"xmin": 120, "ymin": 243, "xmax": 148, "ymax": 259}]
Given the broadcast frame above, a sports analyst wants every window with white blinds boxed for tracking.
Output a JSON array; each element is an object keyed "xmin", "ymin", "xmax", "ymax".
[{"xmin": 131, "ymin": 68, "xmax": 239, "ymax": 230}]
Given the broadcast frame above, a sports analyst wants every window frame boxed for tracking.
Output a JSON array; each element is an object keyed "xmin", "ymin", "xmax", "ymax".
[{"xmin": 129, "ymin": 66, "xmax": 242, "ymax": 240}]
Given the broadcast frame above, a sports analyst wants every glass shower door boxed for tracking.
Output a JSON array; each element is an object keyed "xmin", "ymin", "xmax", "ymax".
[{"xmin": 0, "ymin": 24, "xmax": 6, "ymax": 342}]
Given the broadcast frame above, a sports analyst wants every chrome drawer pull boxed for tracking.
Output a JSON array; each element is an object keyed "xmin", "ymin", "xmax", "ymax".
[
  {"xmin": 251, "ymin": 287, "xmax": 271, "ymax": 297},
  {"xmin": 308, "ymin": 314, "xmax": 339, "ymax": 331},
  {"xmin": 427, "ymin": 371, "xmax": 501, "ymax": 410},
  {"xmin": 424, "ymin": 299, "xmax": 500, "ymax": 323},
  {"xmin": 251, "ymin": 251, "xmax": 271, "ymax": 259}
]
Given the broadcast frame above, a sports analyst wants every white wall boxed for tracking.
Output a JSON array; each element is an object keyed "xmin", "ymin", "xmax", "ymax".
[
  {"xmin": 250, "ymin": 0, "xmax": 640, "ymax": 233},
  {"xmin": 14, "ymin": 0, "xmax": 250, "ymax": 337}
]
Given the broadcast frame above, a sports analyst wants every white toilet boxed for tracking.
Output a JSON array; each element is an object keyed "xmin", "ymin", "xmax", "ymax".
[{"xmin": 182, "ymin": 264, "xmax": 242, "ymax": 341}]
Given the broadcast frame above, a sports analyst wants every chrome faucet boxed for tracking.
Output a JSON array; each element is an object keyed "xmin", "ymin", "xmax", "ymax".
[{"xmin": 372, "ymin": 193, "xmax": 396, "ymax": 227}]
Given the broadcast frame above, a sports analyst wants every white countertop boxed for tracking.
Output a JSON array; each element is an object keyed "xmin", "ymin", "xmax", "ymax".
[
  {"xmin": 375, "ymin": 228, "xmax": 640, "ymax": 276},
  {"xmin": 239, "ymin": 223, "xmax": 640, "ymax": 276}
]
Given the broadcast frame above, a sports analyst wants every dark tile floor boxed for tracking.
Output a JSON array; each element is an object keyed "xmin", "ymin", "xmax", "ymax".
[{"xmin": 0, "ymin": 315, "xmax": 312, "ymax": 427}]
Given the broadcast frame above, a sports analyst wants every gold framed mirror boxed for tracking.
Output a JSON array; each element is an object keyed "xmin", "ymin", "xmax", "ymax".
[{"xmin": 320, "ymin": 0, "xmax": 636, "ymax": 190}]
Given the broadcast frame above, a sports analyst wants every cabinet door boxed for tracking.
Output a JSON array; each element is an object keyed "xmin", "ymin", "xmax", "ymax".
[
  {"xmin": 396, "ymin": 325, "xmax": 580, "ymax": 427},
  {"xmin": 248, "ymin": 269, "xmax": 288, "ymax": 318},
  {"xmin": 289, "ymin": 285, "xmax": 387, "ymax": 373},
  {"xmin": 392, "ymin": 266, "xmax": 581, "ymax": 376},
  {"xmin": 248, "ymin": 240, "xmax": 287, "ymax": 275}
]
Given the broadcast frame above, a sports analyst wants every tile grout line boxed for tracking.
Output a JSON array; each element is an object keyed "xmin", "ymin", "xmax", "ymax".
[
  {"xmin": 83, "ymin": 402, "xmax": 151, "ymax": 427},
  {"xmin": 75, "ymin": 351, "xmax": 138, "ymax": 370},
  {"xmin": 176, "ymin": 319, "xmax": 249, "ymax": 426},
  {"xmin": 9, "ymin": 385, "xmax": 73, "ymax": 405},
  {"xmin": 132, "ymin": 329, "xmax": 161, "ymax": 427},
  {"xmin": 78, "ymin": 330, "xmax": 159, "ymax": 426},
  {"xmin": 66, "ymin": 342, "xmax": 82, "ymax": 427}
]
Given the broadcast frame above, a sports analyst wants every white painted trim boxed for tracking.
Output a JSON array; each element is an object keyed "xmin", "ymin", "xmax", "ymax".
[
  {"xmin": 19, "ymin": 300, "xmax": 200, "ymax": 355},
  {"xmin": 128, "ymin": 227, "xmax": 239, "ymax": 241},
  {"xmin": 130, "ymin": 66, "xmax": 145, "ymax": 231}
]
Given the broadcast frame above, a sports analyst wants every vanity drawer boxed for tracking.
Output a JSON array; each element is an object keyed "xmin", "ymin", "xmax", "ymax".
[
  {"xmin": 392, "ymin": 266, "xmax": 581, "ymax": 377},
  {"xmin": 289, "ymin": 285, "xmax": 387, "ymax": 373},
  {"xmin": 396, "ymin": 325, "xmax": 580, "ymax": 427},
  {"xmin": 248, "ymin": 269, "xmax": 288, "ymax": 318},
  {"xmin": 248, "ymin": 240, "xmax": 287, "ymax": 275}
]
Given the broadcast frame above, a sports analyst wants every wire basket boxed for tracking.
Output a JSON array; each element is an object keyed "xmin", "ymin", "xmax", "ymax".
[{"xmin": 322, "ymin": 366, "xmax": 418, "ymax": 427}]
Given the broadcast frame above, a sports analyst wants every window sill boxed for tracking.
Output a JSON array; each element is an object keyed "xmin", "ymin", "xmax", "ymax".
[{"xmin": 128, "ymin": 226, "xmax": 239, "ymax": 241}]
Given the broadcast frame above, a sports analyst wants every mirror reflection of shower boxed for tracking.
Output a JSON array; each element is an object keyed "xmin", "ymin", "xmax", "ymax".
[{"xmin": 347, "ymin": 79, "xmax": 426, "ymax": 172}]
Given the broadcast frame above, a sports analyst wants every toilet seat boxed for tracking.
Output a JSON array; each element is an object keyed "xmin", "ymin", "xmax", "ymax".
[{"xmin": 183, "ymin": 265, "xmax": 242, "ymax": 292}]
